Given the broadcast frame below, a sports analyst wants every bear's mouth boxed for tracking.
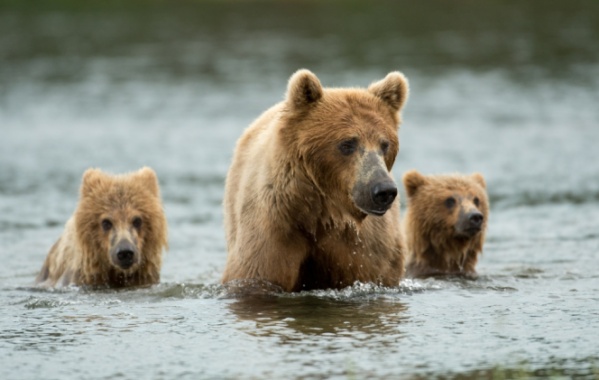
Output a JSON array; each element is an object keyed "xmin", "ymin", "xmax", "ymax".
[
  {"xmin": 369, "ymin": 209, "xmax": 387, "ymax": 216},
  {"xmin": 117, "ymin": 261, "xmax": 134, "ymax": 270},
  {"xmin": 111, "ymin": 260, "xmax": 141, "ymax": 274},
  {"xmin": 361, "ymin": 206, "xmax": 389, "ymax": 217},
  {"xmin": 456, "ymin": 226, "xmax": 482, "ymax": 238}
]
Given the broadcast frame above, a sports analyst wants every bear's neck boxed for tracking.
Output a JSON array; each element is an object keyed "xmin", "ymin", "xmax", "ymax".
[
  {"xmin": 80, "ymin": 266, "xmax": 159, "ymax": 288},
  {"xmin": 76, "ymin": 251, "xmax": 160, "ymax": 288},
  {"xmin": 409, "ymin": 236, "xmax": 481, "ymax": 277}
]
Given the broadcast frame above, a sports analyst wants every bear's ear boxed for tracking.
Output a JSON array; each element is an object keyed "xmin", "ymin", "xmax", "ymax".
[
  {"xmin": 286, "ymin": 69, "xmax": 323, "ymax": 111},
  {"xmin": 368, "ymin": 71, "xmax": 409, "ymax": 112},
  {"xmin": 471, "ymin": 172, "xmax": 486, "ymax": 189},
  {"xmin": 81, "ymin": 168, "xmax": 108, "ymax": 198},
  {"xmin": 402, "ymin": 170, "xmax": 427, "ymax": 198},
  {"xmin": 136, "ymin": 167, "xmax": 160, "ymax": 197}
]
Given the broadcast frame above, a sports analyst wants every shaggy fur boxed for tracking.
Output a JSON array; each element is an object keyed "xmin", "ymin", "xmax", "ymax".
[
  {"xmin": 35, "ymin": 167, "xmax": 168, "ymax": 288},
  {"xmin": 402, "ymin": 170, "xmax": 489, "ymax": 278},
  {"xmin": 222, "ymin": 69, "xmax": 410, "ymax": 292}
]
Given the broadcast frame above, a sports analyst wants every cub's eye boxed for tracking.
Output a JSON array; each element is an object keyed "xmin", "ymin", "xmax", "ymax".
[
  {"xmin": 101, "ymin": 219, "xmax": 113, "ymax": 232},
  {"xmin": 381, "ymin": 141, "xmax": 390, "ymax": 154},
  {"xmin": 132, "ymin": 217, "xmax": 143, "ymax": 229},
  {"xmin": 444, "ymin": 197, "xmax": 456, "ymax": 209},
  {"xmin": 338, "ymin": 138, "xmax": 358, "ymax": 156},
  {"xmin": 473, "ymin": 197, "xmax": 480, "ymax": 207}
]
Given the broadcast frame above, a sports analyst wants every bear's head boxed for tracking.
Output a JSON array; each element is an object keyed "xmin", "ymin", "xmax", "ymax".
[
  {"xmin": 280, "ymin": 69, "xmax": 409, "ymax": 222},
  {"xmin": 74, "ymin": 167, "xmax": 168, "ymax": 281},
  {"xmin": 403, "ymin": 170, "xmax": 489, "ymax": 251}
]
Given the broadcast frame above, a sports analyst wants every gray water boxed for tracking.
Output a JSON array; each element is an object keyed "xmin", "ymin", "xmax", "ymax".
[{"xmin": 1, "ymin": 1, "xmax": 599, "ymax": 379}]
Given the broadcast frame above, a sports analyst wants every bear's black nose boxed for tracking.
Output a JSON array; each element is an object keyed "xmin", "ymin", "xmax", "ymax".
[
  {"xmin": 468, "ymin": 212, "xmax": 484, "ymax": 228},
  {"xmin": 117, "ymin": 250, "xmax": 135, "ymax": 267},
  {"xmin": 372, "ymin": 182, "xmax": 398, "ymax": 208}
]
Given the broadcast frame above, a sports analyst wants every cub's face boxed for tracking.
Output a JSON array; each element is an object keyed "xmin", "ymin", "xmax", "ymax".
[
  {"xmin": 403, "ymin": 171, "xmax": 489, "ymax": 242},
  {"xmin": 436, "ymin": 185, "xmax": 487, "ymax": 239},
  {"xmin": 281, "ymin": 70, "xmax": 409, "ymax": 220},
  {"xmin": 76, "ymin": 167, "xmax": 167, "ymax": 275},
  {"xmin": 98, "ymin": 209, "xmax": 145, "ymax": 272}
]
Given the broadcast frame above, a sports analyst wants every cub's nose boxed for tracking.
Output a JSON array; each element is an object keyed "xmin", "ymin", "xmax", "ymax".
[
  {"xmin": 468, "ymin": 212, "xmax": 484, "ymax": 228},
  {"xmin": 372, "ymin": 182, "xmax": 398, "ymax": 208},
  {"xmin": 117, "ymin": 249, "xmax": 135, "ymax": 268}
]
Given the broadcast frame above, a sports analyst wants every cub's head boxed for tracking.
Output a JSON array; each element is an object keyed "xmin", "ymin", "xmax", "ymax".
[
  {"xmin": 281, "ymin": 69, "xmax": 409, "ymax": 221},
  {"xmin": 75, "ymin": 167, "xmax": 168, "ymax": 276},
  {"xmin": 403, "ymin": 170, "xmax": 489, "ymax": 245}
]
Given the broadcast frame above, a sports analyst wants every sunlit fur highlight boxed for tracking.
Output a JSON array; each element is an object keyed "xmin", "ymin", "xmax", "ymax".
[
  {"xmin": 402, "ymin": 170, "xmax": 489, "ymax": 278},
  {"xmin": 223, "ymin": 69, "xmax": 409, "ymax": 291},
  {"xmin": 35, "ymin": 167, "xmax": 168, "ymax": 288}
]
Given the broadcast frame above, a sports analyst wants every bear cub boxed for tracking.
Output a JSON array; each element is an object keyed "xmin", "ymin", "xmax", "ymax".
[
  {"xmin": 35, "ymin": 167, "xmax": 168, "ymax": 288},
  {"xmin": 402, "ymin": 170, "xmax": 489, "ymax": 278}
]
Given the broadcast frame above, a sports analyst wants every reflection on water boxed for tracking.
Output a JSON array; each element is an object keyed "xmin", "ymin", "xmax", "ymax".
[
  {"xmin": 1, "ymin": 0, "xmax": 599, "ymax": 379},
  {"xmin": 411, "ymin": 359, "xmax": 599, "ymax": 380},
  {"xmin": 1, "ymin": 275, "xmax": 598, "ymax": 378},
  {"xmin": 229, "ymin": 292, "xmax": 408, "ymax": 339}
]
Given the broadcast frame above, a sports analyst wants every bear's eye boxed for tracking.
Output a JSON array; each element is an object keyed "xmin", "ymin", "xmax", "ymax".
[
  {"xmin": 338, "ymin": 138, "xmax": 358, "ymax": 156},
  {"xmin": 101, "ymin": 219, "xmax": 113, "ymax": 232},
  {"xmin": 473, "ymin": 197, "xmax": 480, "ymax": 207},
  {"xmin": 444, "ymin": 197, "xmax": 456, "ymax": 209},
  {"xmin": 132, "ymin": 217, "xmax": 143, "ymax": 230},
  {"xmin": 381, "ymin": 141, "xmax": 390, "ymax": 154}
]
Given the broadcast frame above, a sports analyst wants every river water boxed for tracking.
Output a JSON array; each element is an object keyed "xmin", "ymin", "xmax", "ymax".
[{"xmin": 1, "ymin": 1, "xmax": 598, "ymax": 379}]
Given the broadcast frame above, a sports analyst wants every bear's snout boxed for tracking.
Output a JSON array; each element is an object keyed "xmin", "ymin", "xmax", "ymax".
[
  {"xmin": 371, "ymin": 181, "xmax": 398, "ymax": 209},
  {"xmin": 456, "ymin": 211, "xmax": 484, "ymax": 237},
  {"xmin": 117, "ymin": 249, "xmax": 135, "ymax": 268},
  {"xmin": 353, "ymin": 177, "xmax": 396, "ymax": 216},
  {"xmin": 468, "ymin": 212, "xmax": 484, "ymax": 228},
  {"xmin": 111, "ymin": 239, "xmax": 139, "ymax": 270},
  {"xmin": 352, "ymin": 152, "xmax": 397, "ymax": 217}
]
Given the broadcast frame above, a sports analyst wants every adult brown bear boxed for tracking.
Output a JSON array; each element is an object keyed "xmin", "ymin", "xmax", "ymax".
[{"xmin": 222, "ymin": 69, "xmax": 409, "ymax": 292}]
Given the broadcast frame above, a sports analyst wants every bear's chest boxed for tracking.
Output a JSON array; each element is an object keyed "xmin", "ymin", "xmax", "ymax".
[{"xmin": 295, "ymin": 228, "xmax": 395, "ymax": 290}]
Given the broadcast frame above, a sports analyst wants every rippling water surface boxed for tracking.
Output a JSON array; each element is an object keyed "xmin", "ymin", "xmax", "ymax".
[{"xmin": 1, "ymin": 1, "xmax": 599, "ymax": 378}]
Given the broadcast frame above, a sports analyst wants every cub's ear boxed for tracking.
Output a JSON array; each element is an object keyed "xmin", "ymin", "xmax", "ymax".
[
  {"xmin": 286, "ymin": 69, "xmax": 323, "ymax": 111},
  {"xmin": 368, "ymin": 71, "xmax": 409, "ymax": 112},
  {"xmin": 471, "ymin": 172, "xmax": 486, "ymax": 189},
  {"xmin": 402, "ymin": 170, "xmax": 427, "ymax": 198},
  {"xmin": 136, "ymin": 167, "xmax": 160, "ymax": 197},
  {"xmin": 81, "ymin": 168, "xmax": 108, "ymax": 198}
]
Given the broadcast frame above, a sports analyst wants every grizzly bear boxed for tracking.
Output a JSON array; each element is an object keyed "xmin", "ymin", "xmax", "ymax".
[
  {"xmin": 402, "ymin": 170, "xmax": 489, "ymax": 278},
  {"xmin": 222, "ymin": 69, "xmax": 409, "ymax": 292},
  {"xmin": 35, "ymin": 167, "xmax": 168, "ymax": 288}
]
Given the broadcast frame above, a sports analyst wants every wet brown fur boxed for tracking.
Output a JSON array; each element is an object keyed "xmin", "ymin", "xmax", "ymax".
[
  {"xmin": 402, "ymin": 171, "xmax": 489, "ymax": 278},
  {"xmin": 223, "ymin": 69, "xmax": 409, "ymax": 292},
  {"xmin": 35, "ymin": 167, "xmax": 168, "ymax": 288}
]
